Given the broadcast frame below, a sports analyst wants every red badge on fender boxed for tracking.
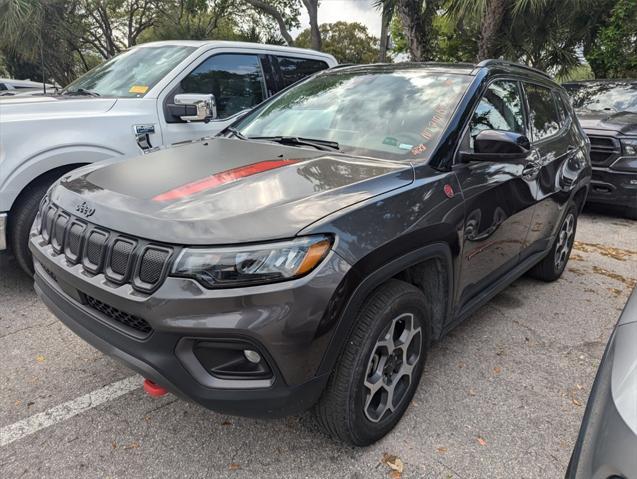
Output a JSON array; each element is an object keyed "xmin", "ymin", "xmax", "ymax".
[{"xmin": 443, "ymin": 184, "xmax": 454, "ymax": 198}]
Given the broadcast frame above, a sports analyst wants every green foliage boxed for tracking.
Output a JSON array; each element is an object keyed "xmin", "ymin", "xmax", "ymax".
[
  {"xmin": 585, "ymin": 0, "xmax": 637, "ymax": 78},
  {"xmin": 556, "ymin": 64, "xmax": 594, "ymax": 83},
  {"xmin": 296, "ymin": 22, "xmax": 380, "ymax": 64}
]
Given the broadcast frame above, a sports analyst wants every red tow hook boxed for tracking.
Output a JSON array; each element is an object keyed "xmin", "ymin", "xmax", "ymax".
[{"xmin": 143, "ymin": 378, "xmax": 168, "ymax": 398}]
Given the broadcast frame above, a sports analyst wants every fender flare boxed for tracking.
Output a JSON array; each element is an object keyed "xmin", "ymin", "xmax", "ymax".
[{"xmin": 316, "ymin": 242, "xmax": 454, "ymax": 377}]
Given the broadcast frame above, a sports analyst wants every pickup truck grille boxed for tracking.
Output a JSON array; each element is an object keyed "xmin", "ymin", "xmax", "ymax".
[
  {"xmin": 587, "ymin": 135, "xmax": 621, "ymax": 167},
  {"xmin": 37, "ymin": 200, "xmax": 175, "ymax": 294}
]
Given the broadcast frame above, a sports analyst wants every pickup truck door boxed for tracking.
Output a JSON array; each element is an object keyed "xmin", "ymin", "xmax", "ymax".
[
  {"xmin": 157, "ymin": 52, "xmax": 272, "ymax": 146},
  {"xmin": 454, "ymin": 80, "xmax": 537, "ymax": 309}
]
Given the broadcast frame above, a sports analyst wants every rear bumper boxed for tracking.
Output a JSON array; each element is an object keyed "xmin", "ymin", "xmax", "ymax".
[
  {"xmin": 586, "ymin": 167, "xmax": 637, "ymax": 209},
  {"xmin": 0, "ymin": 212, "xmax": 7, "ymax": 250}
]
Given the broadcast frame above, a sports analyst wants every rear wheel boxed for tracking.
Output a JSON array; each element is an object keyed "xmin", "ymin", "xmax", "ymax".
[
  {"xmin": 314, "ymin": 279, "xmax": 430, "ymax": 446},
  {"xmin": 8, "ymin": 181, "xmax": 52, "ymax": 277},
  {"xmin": 528, "ymin": 205, "xmax": 577, "ymax": 282}
]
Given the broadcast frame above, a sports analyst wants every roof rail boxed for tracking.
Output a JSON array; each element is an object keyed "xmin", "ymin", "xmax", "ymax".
[{"xmin": 477, "ymin": 59, "xmax": 552, "ymax": 79}]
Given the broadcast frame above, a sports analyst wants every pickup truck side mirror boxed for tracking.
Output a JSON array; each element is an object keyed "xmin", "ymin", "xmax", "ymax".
[
  {"xmin": 460, "ymin": 130, "xmax": 531, "ymax": 163},
  {"xmin": 169, "ymin": 94, "xmax": 217, "ymax": 122}
]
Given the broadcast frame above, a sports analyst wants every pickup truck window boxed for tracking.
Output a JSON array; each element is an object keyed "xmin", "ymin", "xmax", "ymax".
[
  {"xmin": 181, "ymin": 54, "xmax": 266, "ymax": 119},
  {"xmin": 275, "ymin": 56, "xmax": 329, "ymax": 88},
  {"xmin": 62, "ymin": 45, "xmax": 196, "ymax": 98},
  {"xmin": 236, "ymin": 70, "xmax": 471, "ymax": 161}
]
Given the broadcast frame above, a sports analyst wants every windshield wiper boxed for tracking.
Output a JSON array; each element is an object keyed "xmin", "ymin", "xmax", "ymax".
[
  {"xmin": 248, "ymin": 136, "xmax": 340, "ymax": 151},
  {"xmin": 63, "ymin": 88, "xmax": 100, "ymax": 97},
  {"xmin": 227, "ymin": 127, "xmax": 248, "ymax": 140}
]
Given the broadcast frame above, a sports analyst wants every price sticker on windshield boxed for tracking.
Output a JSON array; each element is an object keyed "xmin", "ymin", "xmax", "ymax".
[{"xmin": 129, "ymin": 85, "xmax": 149, "ymax": 94}]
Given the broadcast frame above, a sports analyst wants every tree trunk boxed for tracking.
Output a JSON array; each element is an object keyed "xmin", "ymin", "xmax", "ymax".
[
  {"xmin": 478, "ymin": 0, "xmax": 507, "ymax": 60},
  {"xmin": 379, "ymin": 3, "xmax": 392, "ymax": 62},
  {"xmin": 395, "ymin": 0, "xmax": 440, "ymax": 61},
  {"xmin": 302, "ymin": 0, "xmax": 321, "ymax": 51},
  {"xmin": 244, "ymin": 0, "xmax": 295, "ymax": 45}
]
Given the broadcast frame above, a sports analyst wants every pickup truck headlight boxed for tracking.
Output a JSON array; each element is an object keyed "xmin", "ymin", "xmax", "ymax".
[
  {"xmin": 172, "ymin": 235, "xmax": 332, "ymax": 288},
  {"xmin": 621, "ymin": 138, "xmax": 637, "ymax": 156}
]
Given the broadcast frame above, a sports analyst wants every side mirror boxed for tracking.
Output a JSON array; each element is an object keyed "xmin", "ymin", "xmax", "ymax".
[
  {"xmin": 169, "ymin": 94, "xmax": 217, "ymax": 122},
  {"xmin": 461, "ymin": 130, "xmax": 531, "ymax": 163}
]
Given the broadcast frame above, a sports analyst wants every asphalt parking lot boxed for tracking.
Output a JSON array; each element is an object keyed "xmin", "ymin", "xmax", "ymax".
[{"xmin": 1, "ymin": 210, "xmax": 635, "ymax": 479}]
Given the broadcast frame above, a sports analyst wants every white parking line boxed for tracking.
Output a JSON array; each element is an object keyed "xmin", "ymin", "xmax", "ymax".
[{"xmin": 0, "ymin": 375, "xmax": 140, "ymax": 447}]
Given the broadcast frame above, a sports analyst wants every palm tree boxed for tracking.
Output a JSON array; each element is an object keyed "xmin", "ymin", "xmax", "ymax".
[
  {"xmin": 448, "ymin": 0, "xmax": 596, "ymax": 61},
  {"xmin": 373, "ymin": 0, "xmax": 395, "ymax": 62}
]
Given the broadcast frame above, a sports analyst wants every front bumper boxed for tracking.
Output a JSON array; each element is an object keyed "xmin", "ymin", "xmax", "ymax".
[
  {"xmin": 0, "ymin": 212, "xmax": 7, "ymax": 250},
  {"xmin": 587, "ymin": 166, "xmax": 637, "ymax": 209},
  {"xmin": 31, "ymin": 234, "xmax": 350, "ymax": 418}
]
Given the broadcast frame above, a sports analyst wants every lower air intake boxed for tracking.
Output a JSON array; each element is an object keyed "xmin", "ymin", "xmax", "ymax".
[{"xmin": 85, "ymin": 295, "xmax": 152, "ymax": 335}]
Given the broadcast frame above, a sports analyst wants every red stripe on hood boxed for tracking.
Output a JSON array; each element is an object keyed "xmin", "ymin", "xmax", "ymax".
[{"xmin": 152, "ymin": 159, "xmax": 300, "ymax": 202}]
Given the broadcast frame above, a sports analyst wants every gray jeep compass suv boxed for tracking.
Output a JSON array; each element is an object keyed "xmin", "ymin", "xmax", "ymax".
[{"xmin": 31, "ymin": 60, "xmax": 591, "ymax": 445}]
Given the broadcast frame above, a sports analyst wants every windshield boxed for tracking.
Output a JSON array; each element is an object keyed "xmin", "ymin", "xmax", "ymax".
[
  {"xmin": 63, "ymin": 45, "xmax": 196, "ymax": 98},
  {"xmin": 235, "ymin": 69, "xmax": 472, "ymax": 160},
  {"xmin": 563, "ymin": 82, "xmax": 637, "ymax": 113}
]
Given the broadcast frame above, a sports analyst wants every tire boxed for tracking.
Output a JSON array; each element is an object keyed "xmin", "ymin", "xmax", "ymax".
[
  {"xmin": 528, "ymin": 204, "xmax": 578, "ymax": 282},
  {"xmin": 626, "ymin": 207, "xmax": 637, "ymax": 221},
  {"xmin": 8, "ymin": 181, "xmax": 52, "ymax": 277},
  {"xmin": 314, "ymin": 279, "xmax": 431, "ymax": 446}
]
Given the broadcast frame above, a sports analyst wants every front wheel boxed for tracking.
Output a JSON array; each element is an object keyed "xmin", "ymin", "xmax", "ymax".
[
  {"xmin": 314, "ymin": 279, "xmax": 430, "ymax": 446},
  {"xmin": 528, "ymin": 205, "xmax": 578, "ymax": 282},
  {"xmin": 8, "ymin": 181, "xmax": 52, "ymax": 277}
]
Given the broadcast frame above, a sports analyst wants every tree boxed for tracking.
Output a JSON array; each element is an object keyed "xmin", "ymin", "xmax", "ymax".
[
  {"xmin": 585, "ymin": 0, "xmax": 637, "ymax": 78},
  {"xmin": 242, "ymin": 0, "xmax": 300, "ymax": 45},
  {"xmin": 72, "ymin": 0, "xmax": 159, "ymax": 59},
  {"xmin": 147, "ymin": 0, "xmax": 238, "ymax": 41},
  {"xmin": 392, "ymin": 0, "xmax": 441, "ymax": 61},
  {"xmin": 301, "ymin": 0, "xmax": 321, "ymax": 51},
  {"xmin": 296, "ymin": 21, "xmax": 380, "ymax": 63},
  {"xmin": 373, "ymin": 0, "xmax": 394, "ymax": 62}
]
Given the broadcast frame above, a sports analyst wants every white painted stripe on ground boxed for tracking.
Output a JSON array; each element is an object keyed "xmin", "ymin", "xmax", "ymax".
[{"xmin": 0, "ymin": 375, "xmax": 140, "ymax": 447}]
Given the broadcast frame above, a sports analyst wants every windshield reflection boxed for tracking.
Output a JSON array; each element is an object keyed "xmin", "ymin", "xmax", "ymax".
[
  {"xmin": 236, "ymin": 69, "xmax": 472, "ymax": 161},
  {"xmin": 564, "ymin": 81, "xmax": 637, "ymax": 113}
]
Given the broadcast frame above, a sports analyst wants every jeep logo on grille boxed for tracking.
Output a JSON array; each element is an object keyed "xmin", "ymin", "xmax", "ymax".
[{"xmin": 75, "ymin": 201, "xmax": 95, "ymax": 218}]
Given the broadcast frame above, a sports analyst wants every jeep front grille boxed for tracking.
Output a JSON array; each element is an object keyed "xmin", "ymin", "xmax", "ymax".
[{"xmin": 37, "ymin": 201, "xmax": 176, "ymax": 293}]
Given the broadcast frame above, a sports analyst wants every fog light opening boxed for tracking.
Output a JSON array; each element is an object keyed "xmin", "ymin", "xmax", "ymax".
[{"xmin": 244, "ymin": 349, "xmax": 262, "ymax": 364}]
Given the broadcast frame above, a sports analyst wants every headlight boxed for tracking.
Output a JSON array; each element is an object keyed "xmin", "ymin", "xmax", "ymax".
[
  {"xmin": 172, "ymin": 235, "xmax": 332, "ymax": 288},
  {"xmin": 621, "ymin": 138, "xmax": 637, "ymax": 156}
]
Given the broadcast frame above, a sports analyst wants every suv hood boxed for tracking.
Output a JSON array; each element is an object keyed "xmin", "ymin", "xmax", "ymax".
[
  {"xmin": 0, "ymin": 95, "xmax": 117, "ymax": 120},
  {"xmin": 50, "ymin": 138, "xmax": 414, "ymax": 244},
  {"xmin": 576, "ymin": 110, "xmax": 637, "ymax": 135}
]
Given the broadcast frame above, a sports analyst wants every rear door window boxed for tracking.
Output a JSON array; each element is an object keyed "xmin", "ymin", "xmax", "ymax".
[
  {"xmin": 180, "ymin": 54, "xmax": 266, "ymax": 119},
  {"xmin": 275, "ymin": 56, "xmax": 329, "ymax": 88},
  {"xmin": 524, "ymin": 84, "xmax": 561, "ymax": 141}
]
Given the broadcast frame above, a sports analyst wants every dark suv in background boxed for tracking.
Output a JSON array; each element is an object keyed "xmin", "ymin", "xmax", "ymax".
[
  {"xmin": 563, "ymin": 80, "xmax": 637, "ymax": 219},
  {"xmin": 31, "ymin": 60, "xmax": 591, "ymax": 445}
]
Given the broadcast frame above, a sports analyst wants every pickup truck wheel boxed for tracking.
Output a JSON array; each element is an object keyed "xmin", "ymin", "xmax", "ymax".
[
  {"xmin": 528, "ymin": 205, "xmax": 578, "ymax": 282},
  {"xmin": 8, "ymin": 181, "xmax": 51, "ymax": 277},
  {"xmin": 314, "ymin": 279, "xmax": 430, "ymax": 446}
]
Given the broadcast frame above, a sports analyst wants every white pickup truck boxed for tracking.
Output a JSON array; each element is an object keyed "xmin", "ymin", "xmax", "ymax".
[{"xmin": 0, "ymin": 40, "xmax": 336, "ymax": 274}]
